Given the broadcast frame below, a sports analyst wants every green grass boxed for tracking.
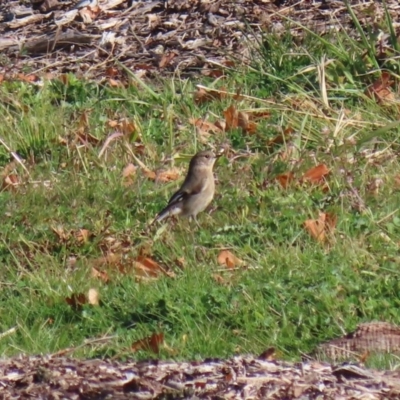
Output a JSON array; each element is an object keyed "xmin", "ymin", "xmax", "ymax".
[{"xmin": 1, "ymin": 20, "xmax": 400, "ymax": 369}]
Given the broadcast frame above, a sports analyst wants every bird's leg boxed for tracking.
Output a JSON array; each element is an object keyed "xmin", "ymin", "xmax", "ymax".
[{"xmin": 191, "ymin": 215, "xmax": 201, "ymax": 229}]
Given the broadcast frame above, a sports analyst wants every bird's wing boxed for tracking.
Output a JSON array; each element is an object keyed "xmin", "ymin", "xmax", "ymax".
[{"xmin": 167, "ymin": 177, "xmax": 205, "ymax": 206}]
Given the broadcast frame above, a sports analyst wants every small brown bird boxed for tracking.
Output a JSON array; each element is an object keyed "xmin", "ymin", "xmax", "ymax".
[{"xmin": 153, "ymin": 150, "xmax": 220, "ymax": 225}]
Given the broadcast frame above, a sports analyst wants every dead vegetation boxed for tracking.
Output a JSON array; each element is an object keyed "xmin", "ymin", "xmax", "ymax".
[
  {"xmin": 2, "ymin": 352, "xmax": 400, "ymax": 399},
  {"xmin": 1, "ymin": 0, "xmax": 400, "ymax": 80}
]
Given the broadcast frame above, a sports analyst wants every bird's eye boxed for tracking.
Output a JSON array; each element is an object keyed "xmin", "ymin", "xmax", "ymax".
[{"xmin": 205, "ymin": 155, "xmax": 210, "ymax": 159}]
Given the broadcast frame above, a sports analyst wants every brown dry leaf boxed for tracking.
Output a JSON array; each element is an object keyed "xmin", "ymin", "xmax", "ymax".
[
  {"xmin": 78, "ymin": 110, "xmax": 90, "ymax": 131},
  {"xmin": 189, "ymin": 118, "xmax": 223, "ymax": 134},
  {"xmin": 119, "ymin": 119, "xmax": 136, "ymax": 136},
  {"xmin": 107, "ymin": 120, "xmax": 119, "ymax": 128},
  {"xmin": 2, "ymin": 174, "xmax": 19, "ymax": 192},
  {"xmin": 304, "ymin": 214, "xmax": 326, "ymax": 242},
  {"xmin": 275, "ymin": 172, "xmax": 295, "ymax": 189},
  {"xmin": 74, "ymin": 111, "xmax": 101, "ymax": 146},
  {"xmin": 79, "ymin": 5, "xmax": 101, "ymax": 23},
  {"xmin": 88, "ymin": 288, "xmax": 99, "ymax": 306},
  {"xmin": 238, "ymin": 111, "xmax": 257, "ymax": 134},
  {"xmin": 201, "ymin": 67, "xmax": 225, "ymax": 78},
  {"xmin": 193, "ymin": 88, "xmax": 226, "ymax": 104},
  {"xmin": 367, "ymin": 177, "xmax": 384, "ymax": 195},
  {"xmin": 212, "ymin": 274, "xmax": 228, "ymax": 285},
  {"xmin": 75, "ymin": 229, "xmax": 91, "ymax": 244},
  {"xmin": 0, "ymin": 74, "xmax": 4, "ymax": 84},
  {"xmin": 159, "ymin": 51, "xmax": 178, "ymax": 68},
  {"xmin": 122, "ymin": 163, "xmax": 137, "ymax": 187},
  {"xmin": 91, "ymin": 267, "xmax": 110, "ymax": 283},
  {"xmin": 251, "ymin": 110, "xmax": 271, "ymax": 120},
  {"xmin": 142, "ymin": 167, "xmax": 157, "ymax": 180},
  {"xmin": 258, "ymin": 347, "xmax": 277, "ymax": 361},
  {"xmin": 134, "ymin": 256, "xmax": 174, "ymax": 279},
  {"xmin": 76, "ymin": 130, "xmax": 100, "ymax": 146},
  {"xmin": 108, "ymin": 78, "xmax": 124, "ymax": 88},
  {"xmin": 358, "ymin": 350, "xmax": 370, "ymax": 364},
  {"xmin": 59, "ymin": 74, "xmax": 69, "ymax": 85},
  {"xmin": 132, "ymin": 332, "xmax": 164, "ymax": 354},
  {"xmin": 106, "ymin": 119, "xmax": 136, "ymax": 137},
  {"xmin": 175, "ymin": 257, "xmax": 186, "ymax": 269},
  {"xmin": 91, "ymin": 253, "xmax": 123, "ymax": 270},
  {"xmin": 156, "ymin": 168, "xmax": 181, "ymax": 183},
  {"xmin": 52, "ymin": 225, "xmax": 70, "ymax": 242},
  {"xmin": 65, "ymin": 293, "xmax": 87, "ymax": 310},
  {"xmin": 215, "ymin": 120, "xmax": 226, "ymax": 131},
  {"xmin": 217, "ymin": 250, "xmax": 243, "ymax": 269},
  {"xmin": 224, "ymin": 105, "xmax": 239, "ymax": 131},
  {"xmin": 365, "ymin": 72, "xmax": 396, "ymax": 104},
  {"xmin": 393, "ymin": 175, "xmax": 400, "ymax": 189},
  {"xmin": 223, "ymin": 60, "xmax": 235, "ymax": 68},
  {"xmin": 324, "ymin": 212, "xmax": 337, "ymax": 233},
  {"xmin": 267, "ymin": 127, "xmax": 294, "ymax": 148},
  {"xmin": 301, "ymin": 164, "xmax": 330, "ymax": 184},
  {"xmin": 304, "ymin": 212, "xmax": 337, "ymax": 243},
  {"xmin": 105, "ymin": 67, "xmax": 119, "ymax": 78},
  {"xmin": 16, "ymin": 73, "xmax": 38, "ymax": 83}
]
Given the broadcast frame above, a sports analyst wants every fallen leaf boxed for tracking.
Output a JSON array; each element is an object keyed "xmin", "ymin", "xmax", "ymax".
[
  {"xmin": 65, "ymin": 293, "xmax": 87, "ymax": 310},
  {"xmin": 358, "ymin": 350, "xmax": 370, "ymax": 364},
  {"xmin": 131, "ymin": 332, "xmax": 164, "ymax": 353},
  {"xmin": 76, "ymin": 130, "xmax": 101, "ymax": 146},
  {"xmin": 16, "ymin": 73, "xmax": 38, "ymax": 83},
  {"xmin": 79, "ymin": 5, "xmax": 101, "ymax": 23},
  {"xmin": 301, "ymin": 164, "xmax": 330, "ymax": 184},
  {"xmin": 59, "ymin": 74, "xmax": 69, "ymax": 85},
  {"xmin": 156, "ymin": 168, "xmax": 181, "ymax": 183},
  {"xmin": 88, "ymin": 288, "xmax": 99, "ymax": 306},
  {"xmin": 365, "ymin": 72, "xmax": 396, "ymax": 104},
  {"xmin": 189, "ymin": 118, "xmax": 223, "ymax": 134},
  {"xmin": 215, "ymin": 120, "xmax": 226, "ymax": 131},
  {"xmin": 175, "ymin": 257, "xmax": 186, "ymax": 269},
  {"xmin": 105, "ymin": 67, "xmax": 119, "ymax": 78},
  {"xmin": 304, "ymin": 212, "xmax": 337, "ymax": 243},
  {"xmin": 75, "ymin": 229, "xmax": 91, "ymax": 244},
  {"xmin": 367, "ymin": 177, "xmax": 384, "ymax": 195},
  {"xmin": 193, "ymin": 88, "xmax": 226, "ymax": 104},
  {"xmin": 201, "ymin": 67, "xmax": 225, "ymax": 78},
  {"xmin": 224, "ymin": 105, "xmax": 239, "ymax": 131},
  {"xmin": 91, "ymin": 267, "xmax": 110, "ymax": 283},
  {"xmin": 394, "ymin": 175, "xmax": 400, "ymax": 189},
  {"xmin": 2, "ymin": 174, "xmax": 19, "ymax": 191},
  {"xmin": 238, "ymin": 111, "xmax": 257, "ymax": 134},
  {"xmin": 217, "ymin": 250, "xmax": 243, "ymax": 268},
  {"xmin": 324, "ymin": 212, "xmax": 337, "ymax": 232},
  {"xmin": 119, "ymin": 119, "xmax": 136, "ymax": 136},
  {"xmin": 52, "ymin": 225, "xmax": 70, "ymax": 242},
  {"xmin": 159, "ymin": 51, "xmax": 178, "ymax": 68},
  {"xmin": 251, "ymin": 110, "xmax": 271, "ymax": 120},
  {"xmin": 267, "ymin": 127, "xmax": 295, "ymax": 148},
  {"xmin": 275, "ymin": 172, "xmax": 295, "ymax": 188},
  {"xmin": 122, "ymin": 163, "xmax": 137, "ymax": 187},
  {"xmin": 108, "ymin": 78, "xmax": 124, "ymax": 88},
  {"xmin": 212, "ymin": 274, "xmax": 228, "ymax": 285},
  {"xmin": 134, "ymin": 256, "xmax": 174, "ymax": 278},
  {"xmin": 258, "ymin": 347, "xmax": 277, "ymax": 361},
  {"xmin": 142, "ymin": 167, "xmax": 156, "ymax": 180}
]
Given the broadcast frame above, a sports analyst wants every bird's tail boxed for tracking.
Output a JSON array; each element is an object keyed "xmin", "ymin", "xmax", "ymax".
[{"xmin": 151, "ymin": 203, "xmax": 181, "ymax": 225}]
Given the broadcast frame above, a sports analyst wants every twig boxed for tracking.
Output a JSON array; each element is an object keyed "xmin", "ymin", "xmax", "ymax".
[
  {"xmin": 0, "ymin": 326, "xmax": 17, "ymax": 341},
  {"xmin": 0, "ymin": 137, "xmax": 30, "ymax": 175},
  {"xmin": 51, "ymin": 335, "xmax": 117, "ymax": 357}
]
